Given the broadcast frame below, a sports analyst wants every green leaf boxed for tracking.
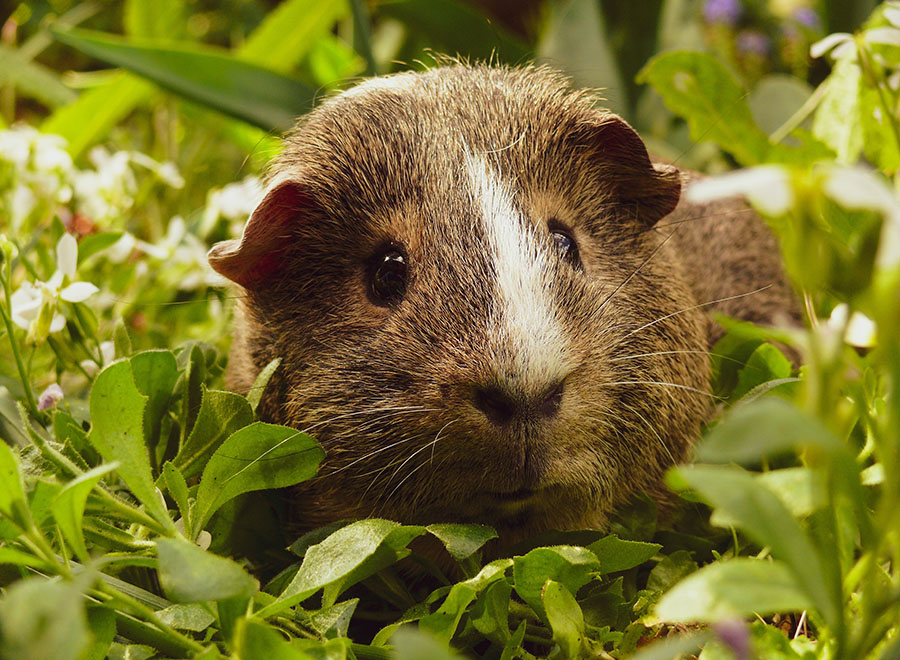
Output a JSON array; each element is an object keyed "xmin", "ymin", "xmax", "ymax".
[
  {"xmin": 193, "ymin": 422, "xmax": 323, "ymax": 532},
  {"xmin": 512, "ymin": 546, "xmax": 599, "ymax": 620},
  {"xmin": 53, "ymin": 28, "xmax": 317, "ymax": 132},
  {"xmin": 0, "ymin": 576, "xmax": 90, "ymax": 660},
  {"xmin": 629, "ymin": 632, "xmax": 711, "ymax": 660},
  {"xmin": 757, "ymin": 467, "xmax": 827, "ymax": 518},
  {"xmin": 52, "ymin": 463, "xmax": 119, "ymax": 561},
  {"xmin": 0, "ymin": 44, "xmax": 78, "ymax": 108},
  {"xmin": 308, "ymin": 599, "xmax": 358, "ymax": 639},
  {"xmin": 419, "ymin": 559, "xmax": 512, "ymax": 643},
  {"xmin": 124, "ymin": 0, "xmax": 187, "ymax": 39},
  {"xmin": 748, "ymin": 74, "xmax": 815, "ymax": 137},
  {"xmin": 696, "ymin": 398, "xmax": 842, "ymax": 464},
  {"xmin": 426, "ymin": 523, "xmax": 498, "ymax": 561},
  {"xmin": 638, "ymin": 51, "xmax": 769, "ymax": 165},
  {"xmin": 161, "ymin": 461, "xmax": 191, "ymax": 526},
  {"xmin": 536, "ymin": 0, "xmax": 626, "ymax": 115},
  {"xmin": 542, "ymin": 580, "xmax": 585, "ymax": 660},
  {"xmin": 80, "ymin": 606, "xmax": 116, "ymax": 660},
  {"xmin": 113, "ymin": 319, "xmax": 132, "ymax": 359},
  {"xmin": 239, "ymin": 0, "xmax": 348, "ymax": 71},
  {"xmin": 87, "ymin": 361, "xmax": 174, "ymax": 533},
  {"xmin": 647, "ymin": 550, "xmax": 698, "ymax": 593},
  {"xmin": 587, "ymin": 535, "xmax": 661, "ymax": 574},
  {"xmin": 264, "ymin": 520, "xmax": 426, "ymax": 616},
  {"xmin": 76, "ymin": 232, "xmax": 125, "ymax": 266},
  {"xmin": 469, "ymin": 578, "xmax": 512, "ymax": 643},
  {"xmin": 155, "ymin": 603, "xmax": 216, "ymax": 632},
  {"xmin": 174, "ymin": 387, "xmax": 254, "ymax": 479},
  {"xmin": 388, "ymin": 627, "xmax": 463, "ymax": 660},
  {"xmin": 731, "ymin": 343, "xmax": 792, "ymax": 401},
  {"xmin": 813, "ymin": 55, "xmax": 864, "ymax": 163},
  {"xmin": 234, "ymin": 619, "xmax": 312, "ymax": 659},
  {"xmin": 246, "ymin": 358, "xmax": 281, "ymax": 414},
  {"xmin": 156, "ymin": 537, "xmax": 258, "ymax": 603},
  {"xmin": 379, "ymin": 0, "xmax": 530, "ymax": 64},
  {"xmin": 654, "ymin": 558, "xmax": 812, "ymax": 623},
  {"xmin": 130, "ymin": 349, "xmax": 179, "ymax": 452},
  {"xmin": 0, "ymin": 440, "xmax": 31, "ymax": 530},
  {"xmin": 675, "ymin": 464, "xmax": 840, "ymax": 627},
  {"xmin": 42, "ymin": 73, "xmax": 155, "ymax": 159}
]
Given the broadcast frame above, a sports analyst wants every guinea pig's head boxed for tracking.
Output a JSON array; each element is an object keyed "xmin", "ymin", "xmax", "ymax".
[{"xmin": 209, "ymin": 65, "xmax": 711, "ymax": 542}]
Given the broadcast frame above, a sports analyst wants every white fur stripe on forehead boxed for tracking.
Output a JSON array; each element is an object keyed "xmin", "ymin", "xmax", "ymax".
[{"xmin": 464, "ymin": 152, "xmax": 571, "ymax": 389}]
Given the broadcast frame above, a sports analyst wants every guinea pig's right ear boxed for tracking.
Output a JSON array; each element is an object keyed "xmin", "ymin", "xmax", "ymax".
[{"xmin": 207, "ymin": 181, "xmax": 308, "ymax": 290}]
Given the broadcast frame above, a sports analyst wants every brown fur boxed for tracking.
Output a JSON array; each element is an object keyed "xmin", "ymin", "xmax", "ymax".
[{"xmin": 208, "ymin": 64, "xmax": 797, "ymax": 545}]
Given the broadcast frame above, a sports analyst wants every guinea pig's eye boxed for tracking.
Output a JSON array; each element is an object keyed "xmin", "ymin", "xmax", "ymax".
[
  {"xmin": 548, "ymin": 222, "xmax": 582, "ymax": 270},
  {"xmin": 367, "ymin": 242, "xmax": 408, "ymax": 307}
]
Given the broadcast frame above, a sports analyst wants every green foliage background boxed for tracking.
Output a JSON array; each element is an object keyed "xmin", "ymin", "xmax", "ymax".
[{"xmin": 0, "ymin": 1, "xmax": 898, "ymax": 659}]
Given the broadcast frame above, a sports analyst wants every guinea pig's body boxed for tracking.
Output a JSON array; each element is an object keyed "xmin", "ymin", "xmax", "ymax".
[{"xmin": 209, "ymin": 65, "xmax": 796, "ymax": 543}]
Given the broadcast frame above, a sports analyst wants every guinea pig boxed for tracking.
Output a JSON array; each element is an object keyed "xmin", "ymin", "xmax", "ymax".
[{"xmin": 208, "ymin": 64, "xmax": 797, "ymax": 544}]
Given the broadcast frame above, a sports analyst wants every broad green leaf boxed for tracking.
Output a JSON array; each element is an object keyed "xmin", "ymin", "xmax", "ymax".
[
  {"xmin": 161, "ymin": 462, "xmax": 191, "ymax": 526},
  {"xmin": 193, "ymin": 422, "xmax": 323, "ymax": 532},
  {"xmin": 107, "ymin": 643, "xmax": 155, "ymax": 660},
  {"xmin": 654, "ymin": 558, "xmax": 811, "ymax": 623},
  {"xmin": 0, "ymin": 576, "xmax": 90, "ymax": 660},
  {"xmin": 239, "ymin": 0, "xmax": 348, "ymax": 71},
  {"xmin": 156, "ymin": 537, "xmax": 258, "ymax": 603},
  {"xmin": 0, "ymin": 44, "xmax": 77, "ymax": 108},
  {"xmin": 155, "ymin": 603, "xmax": 216, "ymax": 632},
  {"xmin": 513, "ymin": 546, "xmax": 599, "ymax": 620},
  {"xmin": 647, "ymin": 550, "xmax": 698, "ymax": 593},
  {"xmin": 638, "ymin": 51, "xmax": 770, "ymax": 165},
  {"xmin": 537, "ymin": 0, "xmax": 626, "ymax": 115},
  {"xmin": 860, "ymin": 83, "xmax": 900, "ymax": 173},
  {"xmin": 76, "ymin": 232, "xmax": 124, "ymax": 266},
  {"xmin": 0, "ymin": 440, "xmax": 31, "ymax": 529},
  {"xmin": 379, "ymin": 0, "xmax": 530, "ymax": 64},
  {"xmin": 587, "ymin": 535, "xmax": 661, "ymax": 574},
  {"xmin": 264, "ymin": 520, "xmax": 426, "ymax": 616},
  {"xmin": 87, "ymin": 361, "xmax": 174, "ymax": 532},
  {"xmin": 426, "ymin": 523, "xmax": 498, "ymax": 561},
  {"xmin": 696, "ymin": 398, "xmax": 842, "ymax": 464},
  {"xmin": 748, "ymin": 74, "xmax": 814, "ymax": 136},
  {"xmin": 419, "ymin": 559, "xmax": 511, "ymax": 643},
  {"xmin": 731, "ymin": 343, "xmax": 792, "ymax": 401},
  {"xmin": 388, "ymin": 627, "xmax": 463, "ymax": 660},
  {"xmin": 42, "ymin": 73, "xmax": 155, "ymax": 159},
  {"xmin": 629, "ymin": 632, "xmax": 711, "ymax": 660},
  {"xmin": 130, "ymin": 349, "xmax": 178, "ymax": 451},
  {"xmin": 308, "ymin": 599, "xmax": 359, "ymax": 639},
  {"xmin": 542, "ymin": 580, "xmax": 585, "ymax": 660},
  {"xmin": 234, "ymin": 619, "xmax": 313, "ymax": 660},
  {"xmin": 813, "ymin": 55, "xmax": 864, "ymax": 163},
  {"xmin": 500, "ymin": 621, "xmax": 527, "ymax": 660},
  {"xmin": 81, "ymin": 606, "xmax": 116, "ymax": 660},
  {"xmin": 675, "ymin": 464, "xmax": 840, "ymax": 627},
  {"xmin": 469, "ymin": 578, "xmax": 512, "ymax": 643},
  {"xmin": 174, "ymin": 387, "xmax": 254, "ymax": 479},
  {"xmin": 0, "ymin": 547, "xmax": 51, "ymax": 570},
  {"xmin": 246, "ymin": 358, "xmax": 281, "ymax": 414},
  {"xmin": 53, "ymin": 29, "xmax": 317, "ymax": 132},
  {"xmin": 758, "ymin": 467, "xmax": 827, "ymax": 518},
  {"xmin": 52, "ymin": 463, "xmax": 119, "ymax": 561}
]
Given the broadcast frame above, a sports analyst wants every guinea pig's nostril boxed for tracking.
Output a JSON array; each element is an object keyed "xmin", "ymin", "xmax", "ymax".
[
  {"xmin": 540, "ymin": 381, "xmax": 564, "ymax": 418},
  {"xmin": 473, "ymin": 387, "xmax": 517, "ymax": 426}
]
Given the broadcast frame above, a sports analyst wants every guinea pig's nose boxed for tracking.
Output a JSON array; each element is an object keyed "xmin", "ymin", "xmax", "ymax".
[{"xmin": 473, "ymin": 381, "xmax": 564, "ymax": 426}]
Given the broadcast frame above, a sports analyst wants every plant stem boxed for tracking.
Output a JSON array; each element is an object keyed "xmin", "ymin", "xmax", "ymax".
[{"xmin": 0, "ymin": 274, "xmax": 42, "ymax": 421}]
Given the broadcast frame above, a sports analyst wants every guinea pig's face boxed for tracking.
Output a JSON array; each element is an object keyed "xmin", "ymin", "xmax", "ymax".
[{"xmin": 209, "ymin": 66, "xmax": 711, "ymax": 540}]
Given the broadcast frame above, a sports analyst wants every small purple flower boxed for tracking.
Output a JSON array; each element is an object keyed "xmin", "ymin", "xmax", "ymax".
[
  {"xmin": 713, "ymin": 619, "xmax": 750, "ymax": 660},
  {"xmin": 737, "ymin": 30, "xmax": 771, "ymax": 56},
  {"xmin": 793, "ymin": 7, "xmax": 821, "ymax": 29},
  {"xmin": 38, "ymin": 383, "xmax": 64, "ymax": 410},
  {"xmin": 704, "ymin": 0, "xmax": 742, "ymax": 25}
]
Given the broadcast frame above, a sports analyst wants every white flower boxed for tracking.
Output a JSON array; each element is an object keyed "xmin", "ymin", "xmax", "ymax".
[
  {"xmin": 828, "ymin": 303, "xmax": 876, "ymax": 348},
  {"xmin": 136, "ymin": 217, "xmax": 226, "ymax": 290},
  {"xmin": 80, "ymin": 341, "xmax": 115, "ymax": 377},
  {"xmin": 9, "ymin": 233, "xmax": 99, "ymax": 343},
  {"xmin": 201, "ymin": 176, "xmax": 264, "ymax": 236},
  {"xmin": 72, "ymin": 147, "xmax": 137, "ymax": 224},
  {"xmin": 686, "ymin": 166, "xmax": 794, "ymax": 216},
  {"xmin": 38, "ymin": 383, "xmax": 64, "ymax": 410}
]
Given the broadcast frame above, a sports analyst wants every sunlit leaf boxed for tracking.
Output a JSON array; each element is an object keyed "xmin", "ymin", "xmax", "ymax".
[{"xmin": 157, "ymin": 537, "xmax": 258, "ymax": 603}]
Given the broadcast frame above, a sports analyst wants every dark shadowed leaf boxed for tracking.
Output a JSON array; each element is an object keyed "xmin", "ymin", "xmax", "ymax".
[
  {"xmin": 130, "ymin": 350, "xmax": 178, "ymax": 451},
  {"xmin": 174, "ymin": 387, "xmax": 254, "ymax": 480},
  {"xmin": 427, "ymin": 523, "xmax": 498, "ymax": 561}
]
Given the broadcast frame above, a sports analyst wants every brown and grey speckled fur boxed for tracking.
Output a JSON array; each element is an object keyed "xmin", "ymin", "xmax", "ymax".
[{"xmin": 209, "ymin": 64, "xmax": 797, "ymax": 545}]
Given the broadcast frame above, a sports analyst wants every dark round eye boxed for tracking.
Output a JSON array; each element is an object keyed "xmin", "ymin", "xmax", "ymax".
[
  {"xmin": 368, "ymin": 242, "xmax": 408, "ymax": 306},
  {"xmin": 549, "ymin": 227, "xmax": 582, "ymax": 270}
]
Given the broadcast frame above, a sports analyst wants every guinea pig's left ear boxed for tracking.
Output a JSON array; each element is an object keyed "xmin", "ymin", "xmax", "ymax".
[
  {"xmin": 208, "ymin": 180, "xmax": 309, "ymax": 289},
  {"xmin": 584, "ymin": 113, "xmax": 682, "ymax": 227}
]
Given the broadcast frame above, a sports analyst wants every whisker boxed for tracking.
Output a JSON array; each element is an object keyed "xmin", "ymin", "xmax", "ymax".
[
  {"xmin": 599, "ymin": 380, "xmax": 723, "ymax": 399},
  {"xmin": 593, "ymin": 230, "xmax": 677, "ymax": 318},
  {"xmin": 622, "ymin": 284, "xmax": 774, "ymax": 339},
  {"xmin": 619, "ymin": 401, "xmax": 676, "ymax": 466},
  {"xmin": 609, "ymin": 349, "xmax": 750, "ymax": 367},
  {"xmin": 296, "ymin": 405, "xmax": 439, "ymax": 436}
]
